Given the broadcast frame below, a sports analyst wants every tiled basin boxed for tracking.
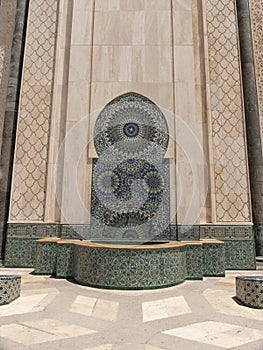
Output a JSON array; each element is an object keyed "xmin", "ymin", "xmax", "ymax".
[
  {"xmin": 236, "ymin": 276, "xmax": 263, "ymax": 309},
  {"xmin": 0, "ymin": 275, "xmax": 21, "ymax": 305}
]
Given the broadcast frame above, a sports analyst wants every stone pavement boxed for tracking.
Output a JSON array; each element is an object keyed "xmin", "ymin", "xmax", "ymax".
[{"xmin": 0, "ymin": 266, "xmax": 262, "ymax": 350}]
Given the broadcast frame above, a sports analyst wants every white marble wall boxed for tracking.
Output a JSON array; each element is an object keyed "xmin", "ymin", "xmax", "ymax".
[
  {"xmin": 9, "ymin": 0, "xmax": 252, "ymax": 226},
  {"xmin": 173, "ymin": 0, "xmax": 210, "ymax": 225}
]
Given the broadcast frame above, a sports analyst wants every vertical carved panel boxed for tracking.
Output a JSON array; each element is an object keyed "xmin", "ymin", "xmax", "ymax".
[
  {"xmin": 206, "ymin": 0, "xmax": 251, "ymax": 222},
  {"xmin": 0, "ymin": 46, "xmax": 4, "ymax": 87},
  {"xmin": 249, "ymin": 0, "xmax": 263, "ymax": 136},
  {"xmin": 10, "ymin": 0, "xmax": 58, "ymax": 220}
]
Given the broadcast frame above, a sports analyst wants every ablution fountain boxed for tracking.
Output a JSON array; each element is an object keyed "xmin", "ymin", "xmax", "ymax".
[{"xmin": 34, "ymin": 94, "xmax": 225, "ymax": 289}]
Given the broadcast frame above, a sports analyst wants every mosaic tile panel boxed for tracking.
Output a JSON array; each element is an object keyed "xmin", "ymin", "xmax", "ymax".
[
  {"xmin": 10, "ymin": 0, "xmax": 58, "ymax": 220},
  {"xmin": 35, "ymin": 242, "xmax": 57, "ymax": 275},
  {"xmin": 224, "ymin": 240, "xmax": 256, "ymax": 269},
  {"xmin": 94, "ymin": 93, "xmax": 169, "ymax": 158},
  {"xmin": 56, "ymin": 244, "xmax": 73, "ymax": 278},
  {"xmin": 72, "ymin": 246, "xmax": 187, "ymax": 289},
  {"xmin": 186, "ymin": 245, "xmax": 203, "ymax": 280},
  {"xmin": 236, "ymin": 276, "xmax": 263, "ymax": 309},
  {"xmin": 0, "ymin": 275, "xmax": 21, "ymax": 305},
  {"xmin": 4, "ymin": 237, "xmax": 39, "ymax": 267},
  {"xmin": 91, "ymin": 93, "xmax": 170, "ymax": 241},
  {"xmin": 206, "ymin": 0, "xmax": 251, "ymax": 222},
  {"xmin": 249, "ymin": 0, "xmax": 263, "ymax": 136},
  {"xmin": 202, "ymin": 243, "xmax": 225, "ymax": 276}
]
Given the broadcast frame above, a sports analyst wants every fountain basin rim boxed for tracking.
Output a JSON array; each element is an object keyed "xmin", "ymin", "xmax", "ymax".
[{"xmin": 36, "ymin": 238, "xmax": 224, "ymax": 250}]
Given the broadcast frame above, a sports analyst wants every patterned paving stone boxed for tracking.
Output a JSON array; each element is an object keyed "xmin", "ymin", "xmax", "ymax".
[
  {"xmin": 0, "ymin": 324, "xmax": 59, "ymax": 345},
  {"xmin": 163, "ymin": 321, "xmax": 263, "ymax": 349},
  {"xmin": 23, "ymin": 318, "xmax": 96, "ymax": 339},
  {"xmin": 0, "ymin": 288, "xmax": 59, "ymax": 317},
  {"xmin": 70, "ymin": 295, "xmax": 119, "ymax": 322},
  {"xmin": 0, "ymin": 319, "xmax": 96, "ymax": 346},
  {"xmin": 142, "ymin": 296, "xmax": 192, "ymax": 322}
]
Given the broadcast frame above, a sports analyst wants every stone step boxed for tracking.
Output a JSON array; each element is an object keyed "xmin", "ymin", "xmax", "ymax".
[{"xmin": 256, "ymin": 256, "xmax": 263, "ymax": 264}]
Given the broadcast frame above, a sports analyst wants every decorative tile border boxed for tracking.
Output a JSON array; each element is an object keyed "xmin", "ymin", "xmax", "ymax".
[
  {"xmin": 7, "ymin": 223, "xmax": 60, "ymax": 238},
  {"xmin": 177, "ymin": 226, "xmax": 200, "ymax": 241},
  {"xmin": 61, "ymin": 224, "xmax": 90, "ymax": 239},
  {"xmin": 200, "ymin": 225, "xmax": 254, "ymax": 240},
  {"xmin": 0, "ymin": 275, "xmax": 21, "ymax": 305}
]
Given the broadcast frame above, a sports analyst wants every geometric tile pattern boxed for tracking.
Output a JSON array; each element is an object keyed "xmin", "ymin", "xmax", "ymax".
[
  {"xmin": 224, "ymin": 240, "xmax": 256, "ymax": 270},
  {"xmin": 6, "ymin": 223, "xmax": 61, "ymax": 237},
  {"xmin": 70, "ymin": 296, "xmax": 119, "ymax": 322},
  {"xmin": 4, "ymin": 237, "xmax": 39, "ymax": 267},
  {"xmin": 202, "ymin": 243, "xmax": 225, "ymax": 276},
  {"xmin": 4, "ymin": 223, "xmax": 60, "ymax": 268},
  {"xmin": 72, "ymin": 245, "xmax": 186, "ymax": 289},
  {"xmin": 4, "ymin": 224, "xmax": 256, "ymax": 271},
  {"xmin": 186, "ymin": 245, "xmax": 203, "ymax": 279},
  {"xmin": 0, "ymin": 275, "xmax": 20, "ymax": 305},
  {"xmin": 200, "ymin": 225, "xmax": 254, "ymax": 240},
  {"xmin": 162, "ymin": 321, "xmax": 263, "ymax": 349},
  {"xmin": 236, "ymin": 276, "xmax": 263, "ymax": 309},
  {"xmin": 35, "ymin": 240, "xmax": 58, "ymax": 275},
  {"xmin": 56, "ymin": 244, "xmax": 74, "ymax": 278},
  {"xmin": 206, "ymin": 0, "xmax": 251, "ymax": 222},
  {"xmin": 10, "ymin": 0, "xmax": 58, "ymax": 220},
  {"xmin": 142, "ymin": 296, "xmax": 192, "ymax": 322},
  {"xmin": 33, "ymin": 239, "xmax": 227, "ymax": 289},
  {"xmin": 91, "ymin": 93, "xmax": 170, "ymax": 241},
  {"xmin": 177, "ymin": 225, "xmax": 200, "ymax": 241}
]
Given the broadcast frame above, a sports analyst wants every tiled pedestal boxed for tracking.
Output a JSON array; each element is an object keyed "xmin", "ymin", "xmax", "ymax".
[
  {"xmin": 0, "ymin": 275, "xmax": 21, "ymax": 305},
  {"xmin": 236, "ymin": 276, "xmax": 263, "ymax": 309}
]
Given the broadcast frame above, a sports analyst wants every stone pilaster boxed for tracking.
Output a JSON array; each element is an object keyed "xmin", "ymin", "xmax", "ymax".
[
  {"xmin": 204, "ymin": 0, "xmax": 252, "ymax": 223},
  {"xmin": 236, "ymin": 0, "xmax": 263, "ymax": 255},
  {"xmin": 0, "ymin": 0, "xmax": 29, "ymax": 258}
]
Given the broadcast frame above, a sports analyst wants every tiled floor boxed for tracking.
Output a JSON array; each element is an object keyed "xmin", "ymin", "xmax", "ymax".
[
  {"xmin": 163, "ymin": 321, "xmax": 263, "ymax": 349},
  {"xmin": 0, "ymin": 267, "xmax": 262, "ymax": 350},
  {"xmin": 70, "ymin": 296, "xmax": 119, "ymax": 321},
  {"xmin": 142, "ymin": 296, "xmax": 192, "ymax": 322}
]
